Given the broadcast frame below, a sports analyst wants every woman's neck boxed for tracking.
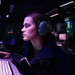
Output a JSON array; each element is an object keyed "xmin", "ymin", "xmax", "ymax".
[{"xmin": 31, "ymin": 36, "xmax": 44, "ymax": 50}]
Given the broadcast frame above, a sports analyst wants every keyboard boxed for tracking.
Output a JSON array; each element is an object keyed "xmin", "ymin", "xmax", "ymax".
[{"xmin": 0, "ymin": 59, "xmax": 21, "ymax": 75}]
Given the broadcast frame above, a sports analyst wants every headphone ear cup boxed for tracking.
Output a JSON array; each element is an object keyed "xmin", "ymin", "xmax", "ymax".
[{"xmin": 37, "ymin": 21, "xmax": 50, "ymax": 36}]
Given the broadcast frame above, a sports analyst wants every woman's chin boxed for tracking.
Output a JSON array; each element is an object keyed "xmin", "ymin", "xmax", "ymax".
[{"xmin": 23, "ymin": 38, "xmax": 29, "ymax": 41}]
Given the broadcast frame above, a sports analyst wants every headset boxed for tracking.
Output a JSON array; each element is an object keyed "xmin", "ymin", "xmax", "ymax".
[{"xmin": 37, "ymin": 15, "xmax": 51, "ymax": 36}]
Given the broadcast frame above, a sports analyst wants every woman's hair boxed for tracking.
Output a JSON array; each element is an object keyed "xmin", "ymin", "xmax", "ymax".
[{"xmin": 25, "ymin": 12, "xmax": 42, "ymax": 25}]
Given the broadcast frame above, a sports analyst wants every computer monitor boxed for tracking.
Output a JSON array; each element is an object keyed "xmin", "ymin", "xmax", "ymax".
[{"xmin": 58, "ymin": 33, "xmax": 67, "ymax": 42}]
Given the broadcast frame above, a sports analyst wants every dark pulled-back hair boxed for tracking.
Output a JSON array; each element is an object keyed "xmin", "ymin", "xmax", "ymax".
[{"xmin": 25, "ymin": 12, "xmax": 42, "ymax": 25}]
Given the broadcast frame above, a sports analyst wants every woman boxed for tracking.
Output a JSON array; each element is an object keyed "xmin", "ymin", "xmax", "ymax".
[
  {"xmin": 0, "ymin": 12, "xmax": 74, "ymax": 75},
  {"xmin": 21, "ymin": 12, "xmax": 74, "ymax": 75}
]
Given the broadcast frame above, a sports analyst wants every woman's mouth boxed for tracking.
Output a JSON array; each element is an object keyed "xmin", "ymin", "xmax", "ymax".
[{"xmin": 23, "ymin": 34, "xmax": 26, "ymax": 37}]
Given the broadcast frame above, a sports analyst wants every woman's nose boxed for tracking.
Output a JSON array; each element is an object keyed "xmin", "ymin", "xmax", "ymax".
[{"xmin": 21, "ymin": 27, "xmax": 25, "ymax": 32}]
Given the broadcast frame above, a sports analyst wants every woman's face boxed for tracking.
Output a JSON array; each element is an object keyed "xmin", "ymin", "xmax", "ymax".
[{"xmin": 21, "ymin": 17, "xmax": 38, "ymax": 41}]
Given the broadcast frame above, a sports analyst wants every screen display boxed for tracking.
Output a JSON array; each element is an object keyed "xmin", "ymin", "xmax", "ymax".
[{"xmin": 59, "ymin": 33, "xmax": 67, "ymax": 41}]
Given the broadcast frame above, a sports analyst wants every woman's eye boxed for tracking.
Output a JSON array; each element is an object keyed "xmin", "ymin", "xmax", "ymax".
[{"xmin": 24, "ymin": 24, "xmax": 31, "ymax": 28}]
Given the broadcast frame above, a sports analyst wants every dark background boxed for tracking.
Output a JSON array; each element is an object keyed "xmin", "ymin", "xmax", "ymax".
[{"xmin": 1, "ymin": 0, "xmax": 75, "ymax": 24}]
